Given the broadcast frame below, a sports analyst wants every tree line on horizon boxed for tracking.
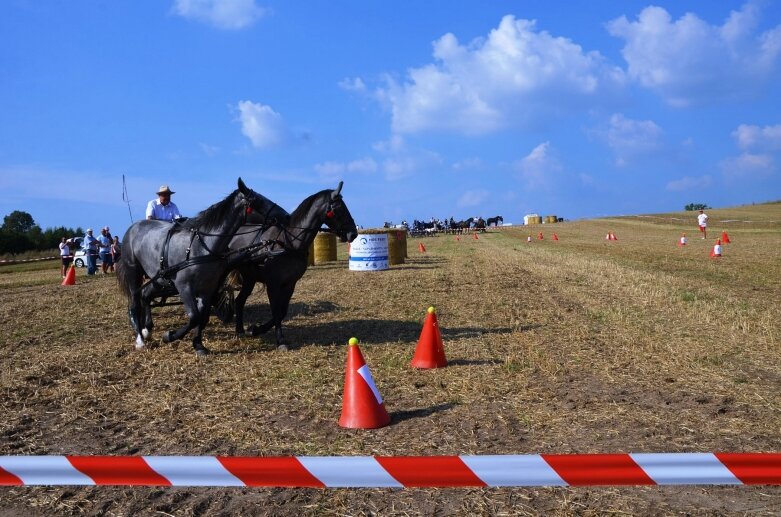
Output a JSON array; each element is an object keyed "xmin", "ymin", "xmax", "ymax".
[{"xmin": 0, "ymin": 210, "xmax": 84, "ymax": 255}]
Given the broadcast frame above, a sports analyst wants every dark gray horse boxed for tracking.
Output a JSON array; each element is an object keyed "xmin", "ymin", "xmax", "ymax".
[
  {"xmin": 228, "ymin": 181, "xmax": 357, "ymax": 350},
  {"xmin": 117, "ymin": 178, "xmax": 289, "ymax": 355},
  {"xmin": 487, "ymin": 215, "xmax": 503, "ymax": 227}
]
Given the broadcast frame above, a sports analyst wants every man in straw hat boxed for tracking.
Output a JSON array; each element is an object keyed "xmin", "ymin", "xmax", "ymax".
[{"xmin": 146, "ymin": 185, "xmax": 182, "ymax": 222}]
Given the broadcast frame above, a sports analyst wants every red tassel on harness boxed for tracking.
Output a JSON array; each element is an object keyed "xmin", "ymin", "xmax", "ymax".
[
  {"xmin": 246, "ymin": 207, "xmax": 253, "ymax": 215},
  {"xmin": 326, "ymin": 210, "xmax": 335, "ymax": 218}
]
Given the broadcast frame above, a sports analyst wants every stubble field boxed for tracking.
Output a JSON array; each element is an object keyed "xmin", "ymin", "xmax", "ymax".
[{"xmin": 1, "ymin": 203, "xmax": 780, "ymax": 516}]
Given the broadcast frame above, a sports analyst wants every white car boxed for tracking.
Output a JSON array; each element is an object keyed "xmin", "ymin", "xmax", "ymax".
[{"xmin": 73, "ymin": 248, "xmax": 101, "ymax": 268}]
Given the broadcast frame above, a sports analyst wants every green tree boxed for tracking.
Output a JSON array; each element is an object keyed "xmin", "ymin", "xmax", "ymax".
[
  {"xmin": 684, "ymin": 203, "xmax": 711, "ymax": 211},
  {"xmin": 2, "ymin": 210, "xmax": 37, "ymax": 234}
]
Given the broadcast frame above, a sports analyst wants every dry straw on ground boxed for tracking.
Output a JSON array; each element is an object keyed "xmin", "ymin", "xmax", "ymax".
[{"xmin": 1, "ymin": 203, "xmax": 780, "ymax": 515}]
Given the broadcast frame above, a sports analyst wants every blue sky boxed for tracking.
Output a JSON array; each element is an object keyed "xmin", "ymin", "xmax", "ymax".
[{"xmin": 1, "ymin": 0, "xmax": 780, "ymax": 237}]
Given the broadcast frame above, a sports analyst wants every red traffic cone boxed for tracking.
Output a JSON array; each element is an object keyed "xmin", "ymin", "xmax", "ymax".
[
  {"xmin": 411, "ymin": 306, "xmax": 447, "ymax": 369},
  {"xmin": 61, "ymin": 264, "xmax": 76, "ymax": 286},
  {"xmin": 721, "ymin": 231, "xmax": 731, "ymax": 244},
  {"xmin": 710, "ymin": 239, "xmax": 723, "ymax": 258},
  {"xmin": 678, "ymin": 233, "xmax": 687, "ymax": 247},
  {"xmin": 339, "ymin": 338, "xmax": 391, "ymax": 429},
  {"xmin": 473, "ymin": 233, "xmax": 479, "ymax": 240},
  {"xmin": 418, "ymin": 242, "xmax": 426, "ymax": 253},
  {"xmin": 609, "ymin": 232, "xmax": 618, "ymax": 241},
  {"xmin": 537, "ymin": 232, "xmax": 544, "ymax": 240},
  {"xmin": 455, "ymin": 236, "xmax": 461, "ymax": 242},
  {"xmin": 552, "ymin": 233, "xmax": 559, "ymax": 241}
]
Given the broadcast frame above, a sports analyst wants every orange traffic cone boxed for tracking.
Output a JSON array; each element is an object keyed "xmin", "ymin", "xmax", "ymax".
[
  {"xmin": 721, "ymin": 231, "xmax": 731, "ymax": 244},
  {"xmin": 61, "ymin": 264, "xmax": 76, "ymax": 286},
  {"xmin": 537, "ymin": 232, "xmax": 544, "ymax": 240},
  {"xmin": 339, "ymin": 338, "xmax": 391, "ymax": 429},
  {"xmin": 418, "ymin": 242, "xmax": 426, "ymax": 253},
  {"xmin": 473, "ymin": 233, "xmax": 479, "ymax": 240},
  {"xmin": 609, "ymin": 232, "xmax": 618, "ymax": 241},
  {"xmin": 710, "ymin": 239, "xmax": 723, "ymax": 258},
  {"xmin": 552, "ymin": 233, "xmax": 559, "ymax": 241},
  {"xmin": 678, "ymin": 233, "xmax": 687, "ymax": 247},
  {"xmin": 411, "ymin": 306, "xmax": 447, "ymax": 369},
  {"xmin": 455, "ymin": 236, "xmax": 461, "ymax": 242}
]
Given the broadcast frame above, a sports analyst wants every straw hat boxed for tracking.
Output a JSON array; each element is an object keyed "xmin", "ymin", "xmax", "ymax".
[{"xmin": 157, "ymin": 185, "xmax": 175, "ymax": 195}]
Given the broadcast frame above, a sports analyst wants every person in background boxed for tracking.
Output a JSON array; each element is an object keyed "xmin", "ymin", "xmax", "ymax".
[
  {"xmin": 111, "ymin": 235, "xmax": 121, "ymax": 267},
  {"xmin": 59, "ymin": 237, "xmax": 73, "ymax": 277},
  {"xmin": 146, "ymin": 185, "xmax": 182, "ymax": 222},
  {"xmin": 697, "ymin": 209, "xmax": 709, "ymax": 239},
  {"xmin": 98, "ymin": 227, "xmax": 113, "ymax": 274},
  {"xmin": 83, "ymin": 228, "xmax": 99, "ymax": 275}
]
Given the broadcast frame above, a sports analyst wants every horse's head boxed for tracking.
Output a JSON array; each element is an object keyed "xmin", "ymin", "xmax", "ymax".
[
  {"xmin": 323, "ymin": 181, "xmax": 358, "ymax": 243},
  {"xmin": 237, "ymin": 178, "xmax": 290, "ymax": 227}
]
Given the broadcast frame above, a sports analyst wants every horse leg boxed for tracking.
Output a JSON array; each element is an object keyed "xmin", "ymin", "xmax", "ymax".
[
  {"xmin": 161, "ymin": 287, "xmax": 203, "ymax": 351},
  {"xmin": 190, "ymin": 294, "xmax": 213, "ymax": 356},
  {"xmin": 234, "ymin": 278, "xmax": 256, "ymax": 336},
  {"xmin": 269, "ymin": 283, "xmax": 295, "ymax": 351}
]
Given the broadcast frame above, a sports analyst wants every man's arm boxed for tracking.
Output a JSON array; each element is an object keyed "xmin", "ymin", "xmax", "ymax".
[{"xmin": 146, "ymin": 200, "xmax": 156, "ymax": 220}]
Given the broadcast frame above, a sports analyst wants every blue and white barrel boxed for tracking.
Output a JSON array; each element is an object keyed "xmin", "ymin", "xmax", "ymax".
[{"xmin": 349, "ymin": 232, "xmax": 389, "ymax": 271}]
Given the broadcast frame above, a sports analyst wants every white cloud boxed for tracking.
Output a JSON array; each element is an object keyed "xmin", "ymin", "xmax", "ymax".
[
  {"xmin": 199, "ymin": 143, "xmax": 220, "ymax": 156},
  {"xmin": 457, "ymin": 189, "xmax": 489, "ymax": 208},
  {"xmin": 376, "ymin": 15, "xmax": 624, "ymax": 136},
  {"xmin": 452, "ymin": 158, "xmax": 483, "ymax": 171},
  {"xmin": 313, "ymin": 158, "xmax": 378, "ymax": 180},
  {"xmin": 172, "ymin": 0, "xmax": 266, "ymax": 30},
  {"xmin": 338, "ymin": 77, "xmax": 367, "ymax": 93},
  {"xmin": 591, "ymin": 113, "xmax": 663, "ymax": 166},
  {"xmin": 235, "ymin": 100, "xmax": 287, "ymax": 149},
  {"xmin": 372, "ymin": 136, "xmax": 442, "ymax": 181},
  {"xmin": 732, "ymin": 123, "xmax": 781, "ymax": 151},
  {"xmin": 514, "ymin": 142, "xmax": 562, "ymax": 188},
  {"xmin": 607, "ymin": 3, "xmax": 781, "ymax": 106},
  {"xmin": 666, "ymin": 175, "xmax": 713, "ymax": 191},
  {"xmin": 720, "ymin": 152, "xmax": 774, "ymax": 180}
]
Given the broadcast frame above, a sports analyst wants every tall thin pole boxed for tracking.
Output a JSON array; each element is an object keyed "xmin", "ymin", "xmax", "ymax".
[{"xmin": 122, "ymin": 174, "xmax": 134, "ymax": 224}]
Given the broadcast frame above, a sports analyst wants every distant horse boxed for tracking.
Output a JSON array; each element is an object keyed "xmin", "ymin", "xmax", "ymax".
[
  {"xmin": 452, "ymin": 217, "xmax": 474, "ymax": 233},
  {"xmin": 487, "ymin": 215, "xmax": 503, "ymax": 227},
  {"xmin": 229, "ymin": 181, "xmax": 358, "ymax": 349},
  {"xmin": 117, "ymin": 178, "xmax": 290, "ymax": 355}
]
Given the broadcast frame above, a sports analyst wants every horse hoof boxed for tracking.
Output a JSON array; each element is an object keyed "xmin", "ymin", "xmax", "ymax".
[
  {"xmin": 195, "ymin": 348, "xmax": 210, "ymax": 357},
  {"xmin": 276, "ymin": 344, "xmax": 289, "ymax": 352},
  {"xmin": 249, "ymin": 325, "xmax": 261, "ymax": 337},
  {"xmin": 162, "ymin": 331, "xmax": 174, "ymax": 343},
  {"xmin": 141, "ymin": 328, "xmax": 151, "ymax": 340},
  {"xmin": 135, "ymin": 335, "xmax": 146, "ymax": 350}
]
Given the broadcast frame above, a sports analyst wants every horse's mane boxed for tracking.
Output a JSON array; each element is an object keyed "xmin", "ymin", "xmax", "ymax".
[
  {"xmin": 288, "ymin": 189, "xmax": 331, "ymax": 227},
  {"xmin": 182, "ymin": 189, "xmax": 240, "ymax": 232}
]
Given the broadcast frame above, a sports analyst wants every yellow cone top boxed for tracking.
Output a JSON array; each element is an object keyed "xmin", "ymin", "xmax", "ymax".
[
  {"xmin": 348, "ymin": 337, "xmax": 359, "ymax": 346},
  {"xmin": 427, "ymin": 306, "xmax": 435, "ymax": 314}
]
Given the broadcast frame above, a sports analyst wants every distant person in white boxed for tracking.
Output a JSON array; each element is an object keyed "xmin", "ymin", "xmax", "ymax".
[
  {"xmin": 697, "ymin": 209, "xmax": 709, "ymax": 239},
  {"xmin": 146, "ymin": 185, "xmax": 182, "ymax": 222}
]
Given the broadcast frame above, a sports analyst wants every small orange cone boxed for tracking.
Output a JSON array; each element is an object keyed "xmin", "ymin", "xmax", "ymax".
[
  {"xmin": 339, "ymin": 338, "xmax": 391, "ymax": 429},
  {"xmin": 61, "ymin": 264, "xmax": 76, "ymax": 286},
  {"xmin": 455, "ymin": 236, "xmax": 460, "ymax": 242},
  {"xmin": 710, "ymin": 239, "xmax": 723, "ymax": 258},
  {"xmin": 411, "ymin": 306, "xmax": 447, "ymax": 369},
  {"xmin": 537, "ymin": 232, "xmax": 544, "ymax": 240},
  {"xmin": 418, "ymin": 242, "xmax": 426, "ymax": 253},
  {"xmin": 678, "ymin": 233, "xmax": 687, "ymax": 247},
  {"xmin": 721, "ymin": 231, "xmax": 731, "ymax": 244},
  {"xmin": 473, "ymin": 233, "xmax": 479, "ymax": 240},
  {"xmin": 552, "ymin": 233, "xmax": 559, "ymax": 241},
  {"xmin": 608, "ymin": 232, "xmax": 618, "ymax": 241},
  {"xmin": 605, "ymin": 233, "xmax": 611, "ymax": 240}
]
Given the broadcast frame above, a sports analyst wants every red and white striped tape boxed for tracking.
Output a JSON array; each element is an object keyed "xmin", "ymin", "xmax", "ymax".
[{"xmin": 1, "ymin": 453, "xmax": 779, "ymax": 487}]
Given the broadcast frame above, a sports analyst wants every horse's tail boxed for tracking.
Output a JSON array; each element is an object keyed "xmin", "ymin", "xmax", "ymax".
[{"xmin": 116, "ymin": 234, "xmax": 143, "ymax": 298}]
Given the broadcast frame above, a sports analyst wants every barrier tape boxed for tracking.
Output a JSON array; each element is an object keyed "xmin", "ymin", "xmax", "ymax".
[{"xmin": 1, "ymin": 453, "xmax": 779, "ymax": 487}]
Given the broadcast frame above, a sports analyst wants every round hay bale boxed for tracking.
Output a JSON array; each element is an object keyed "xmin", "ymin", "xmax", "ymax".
[
  {"xmin": 307, "ymin": 240, "xmax": 315, "ymax": 266},
  {"xmin": 313, "ymin": 232, "xmax": 337, "ymax": 264},
  {"xmin": 545, "ymin": 215, "xmax": 557, "ymax": 224},
  {"xmin": 387, "ymin": 230, "xmax": 406, "ymax": 265}
]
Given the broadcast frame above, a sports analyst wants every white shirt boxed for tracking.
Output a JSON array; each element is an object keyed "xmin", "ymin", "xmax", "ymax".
[
  {"xmin": 146, "ymin": 199, "xmax": 182, "ymax": 221},
  {"xmin": 697, "ymin": 213, "xmax": 708, "ymax": 227},
  {"xmin": 59, "ymin": 242, "xmax": 70, "ymax": 256}
]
